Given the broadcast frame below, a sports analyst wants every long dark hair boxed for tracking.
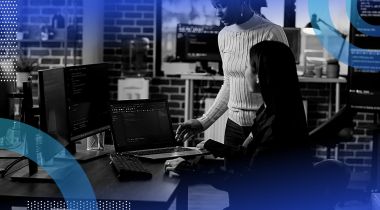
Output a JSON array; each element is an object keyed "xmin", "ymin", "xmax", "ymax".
[{"xmin": 249, "ymin": 41, "xmax": 308, "ymax": 147}]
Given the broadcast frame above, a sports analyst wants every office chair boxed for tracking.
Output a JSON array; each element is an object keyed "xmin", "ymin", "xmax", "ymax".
[
  {"xmin": 309, "ymin": 105, "xmax": 355, "ymax": 148},
  {"xmin": 309, "ymin": 105, "xmax": 361, "ymax": 210}
]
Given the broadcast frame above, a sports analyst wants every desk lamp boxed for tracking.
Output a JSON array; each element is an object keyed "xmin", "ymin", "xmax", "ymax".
[{"xmin": 304, "ymin": 14, "xmax": 347, "ymax": 62}]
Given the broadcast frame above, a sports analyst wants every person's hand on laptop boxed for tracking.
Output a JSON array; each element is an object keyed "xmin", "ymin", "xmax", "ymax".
[{"xmin": 175, "ymin": 119, "xmax": 204, "ymax": 143}]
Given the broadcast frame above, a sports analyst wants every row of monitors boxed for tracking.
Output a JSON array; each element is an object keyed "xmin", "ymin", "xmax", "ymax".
[{"xmin": 38, "ymin": 62, "xmax": 379, "ymax": 155}]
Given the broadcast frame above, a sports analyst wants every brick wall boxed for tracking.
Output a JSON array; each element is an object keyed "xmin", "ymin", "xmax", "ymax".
[
  {"xmin": 19, "ymin": 0, "xmax": 83, "ymax": 67},
  {"xmin": 103, "ymin": 0, "xmax": 155, "ymax": 100},
  {"xmin": 18, "ymin": 0, "xmax": 375, "ymax": 177},
  {"xmin": 19, "ymin": 0, "xmax": 83, "ymax": 103},
  {"xmin": 148, "ymin": 78, "xmax": 222, "ymax": 126},
  {"xmin": 346, "ymin": 112, "xmax": 374, "ymax": 174}
]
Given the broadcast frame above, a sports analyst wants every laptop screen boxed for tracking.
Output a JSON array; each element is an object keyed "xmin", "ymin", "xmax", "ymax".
[{"xmin": 110, "ymin": 99, "xmax": 176, "ymax": 152}]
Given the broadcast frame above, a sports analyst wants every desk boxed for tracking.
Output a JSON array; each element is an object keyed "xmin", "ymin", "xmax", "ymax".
[
  {"xmin": 0, "ymin": 155, "xmax": 187, "ymax": 210},
  {"xmin": 181, "ymin": 74, "xmax": 347, "ymax": 158}
]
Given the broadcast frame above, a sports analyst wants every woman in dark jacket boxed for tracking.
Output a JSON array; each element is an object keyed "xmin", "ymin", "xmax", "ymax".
[
  {"xmin": 201, "ymin": 41, "xmax": 314, "ymax": 210},
  {"xmin": 167, "ymin": 41, "xmax": 315, "ymax": 210}
]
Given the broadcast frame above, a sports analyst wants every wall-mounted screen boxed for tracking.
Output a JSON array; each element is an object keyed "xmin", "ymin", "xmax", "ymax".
[
  {"xmin": 161, "ymin": 0, "xmax": 220, "ymax": 62},
  {"xmin": 176, "ymin": 24, "xmax": 221, "ymax": 62},
  {"xmin": 348, "ymin": 0, "xmax": 380, "ymax": 111}
]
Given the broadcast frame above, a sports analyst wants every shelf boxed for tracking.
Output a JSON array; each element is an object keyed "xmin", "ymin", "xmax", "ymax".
[{"xmin": 306, "ymin": 57, "xmax": 327, "ymax": 63}]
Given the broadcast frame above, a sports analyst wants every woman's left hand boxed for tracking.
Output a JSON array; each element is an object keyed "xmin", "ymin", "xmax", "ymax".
[
  {"xmin": 196, "ymin": 140, "xmax": 208, "ymax": 149},
  {"xmin": 164, "ymin": 157, "xmax": 186, "ymax": 172}
]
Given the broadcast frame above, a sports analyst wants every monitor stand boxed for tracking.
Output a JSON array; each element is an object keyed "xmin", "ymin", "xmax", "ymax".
[
  {"xmin": 63, "ymin": 142, "xmax": 114, "ymax": 162},
  {"xmin": 72, "ymin": 147, "xmax": 112, "ymax": 162},
  {"xmin": 10, "ymin": 159, "xmax": 71, "ymax": 182},
  {"xmin": 11, "ymin": 162, "xmax": 53, "ymax": 182},
  {"xmin": 10, "ymin": 144, "xmax": 113, "ymax": 182}
]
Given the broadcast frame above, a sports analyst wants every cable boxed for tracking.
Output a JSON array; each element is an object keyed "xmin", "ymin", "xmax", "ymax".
[{"xmin": 0, "ymin": 156, "xmax": 27, "ymax": 178}]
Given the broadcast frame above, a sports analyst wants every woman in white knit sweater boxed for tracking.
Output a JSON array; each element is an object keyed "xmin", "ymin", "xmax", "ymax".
[
  {"xmin": 176, "ymin": 0, "xmax": 288, "ymax": 150},
  {"xmin": 177, "ymin": 0, "xmax": 288, "ymax": 170},
  {"xmin": 177, "ymin": 0, "xmax": 288, "ymax": 141},
  {"xmin": 174, "ymin": 1, "xmax": 289, "ymax": 209}
]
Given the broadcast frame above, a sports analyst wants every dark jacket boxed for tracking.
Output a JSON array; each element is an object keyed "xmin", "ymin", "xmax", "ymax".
[
  {"xmin": 204, "ymin": 104, "xmax": 313, "ymax": 175},
  {"xmin": 205, "ymin": 41, "xmax": 312, "ymax": 171},
  {"xmin": 203, "ymin": 41, "xmax": 314, "ymax": 209}
]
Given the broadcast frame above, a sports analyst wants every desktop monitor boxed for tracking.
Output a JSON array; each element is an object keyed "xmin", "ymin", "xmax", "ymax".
[
  {"xmin": 39, "ymin": 63, "xmax": 111, "ymax": 160},
  {"xmin": 176, "ymin": 24, "xmax": 222, "ymax": 63},
  {"xmin": 283, "ymin": 27, "xmax": 301, "ymax": 64}
]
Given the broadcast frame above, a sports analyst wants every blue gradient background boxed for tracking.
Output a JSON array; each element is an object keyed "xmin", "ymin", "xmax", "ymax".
[{"xmin": 6, "ymin": 0, "xmax": 380, "ymax": 209}]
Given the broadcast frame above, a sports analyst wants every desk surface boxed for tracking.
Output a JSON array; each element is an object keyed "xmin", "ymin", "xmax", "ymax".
[{"xmin": 0, "ymin": 155, "xmax": 180, "ymax": 207}]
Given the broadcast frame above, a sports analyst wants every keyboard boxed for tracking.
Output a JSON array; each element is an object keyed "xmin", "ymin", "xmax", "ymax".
[
  {"xmin": 109, "ymin": 153, "xmax": 152, "ymax": 180},
  {"xmin": 126, "ymin": 147, "xmax": 193, "ymax": 156}
]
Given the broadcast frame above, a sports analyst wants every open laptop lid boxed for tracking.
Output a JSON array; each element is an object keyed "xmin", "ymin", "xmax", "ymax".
[{"xmin": 109, "ymin": 99, "xmax": 177, "ymax": 152}]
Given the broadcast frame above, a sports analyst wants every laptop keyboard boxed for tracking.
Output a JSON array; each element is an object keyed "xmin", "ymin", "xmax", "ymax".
[{"xmin": 126, "ymin": 147, "xmax": 193, "ymax": 156}]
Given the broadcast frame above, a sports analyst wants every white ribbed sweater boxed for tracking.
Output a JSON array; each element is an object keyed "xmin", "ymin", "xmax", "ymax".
[{"xmin": 198, "ymin": 15, "xmax": 288, "ymax": 130}]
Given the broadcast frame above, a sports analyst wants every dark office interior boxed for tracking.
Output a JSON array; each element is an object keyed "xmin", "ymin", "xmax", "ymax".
[{"xmin": 0, "ymin": 0, "xmax": 380, "ymax": 209}]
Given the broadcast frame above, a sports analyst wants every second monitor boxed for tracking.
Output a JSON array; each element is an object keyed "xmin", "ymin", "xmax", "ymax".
[
  {"xmin": 39, "ymin": 63, "xmax": 111, "ymax": 161},
  {"xmin": 283, "ymin": 27, "xmax": 301, "ymax": 64}
]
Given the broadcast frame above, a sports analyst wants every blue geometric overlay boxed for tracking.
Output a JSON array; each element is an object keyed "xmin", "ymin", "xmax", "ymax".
[{"xmin": 0, "ymin": 118, "xmax": 98, "ymax": 210}]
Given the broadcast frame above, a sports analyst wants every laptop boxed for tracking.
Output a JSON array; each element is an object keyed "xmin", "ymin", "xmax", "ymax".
[{"xmin": 109, "ymin": 99, "xmax": 209, "ymax": 160}]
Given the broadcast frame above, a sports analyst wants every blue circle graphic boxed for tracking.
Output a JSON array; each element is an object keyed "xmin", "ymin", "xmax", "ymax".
[
  {"xmin": 308, "ymin": 0, "xmax": 380, "ymax": 70},
  {"xmin": 347, "ymin": 0, "xmax": 380, "ymax": 37},
  {"xmin": 0, "ymin": 118, "xmax": 98, "ymax": 210}
]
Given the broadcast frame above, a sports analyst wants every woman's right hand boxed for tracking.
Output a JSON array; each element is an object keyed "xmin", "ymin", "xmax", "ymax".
[{"xmin": 175, "ymin": 119, "xmax": 204, "ymax": 143}]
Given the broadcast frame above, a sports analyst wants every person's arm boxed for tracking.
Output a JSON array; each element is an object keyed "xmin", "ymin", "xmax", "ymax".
[
  {"xmin": 197, "ymin": 75, "xmax": 230, "ymax": 130},
  {"xmin": 266, "ymin": 25, "xmax": 289, "ymax": 46},
  {"xmin": 197, "ymin": 32, "xmax": 230, "ymax": 130},
  {"xmin": 201, "ymin": 111, "xmax": 264, "ymax": 158},
  {"xmin": 203, "ymin": 139, "xmax": 249, "ymax": 159}
]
